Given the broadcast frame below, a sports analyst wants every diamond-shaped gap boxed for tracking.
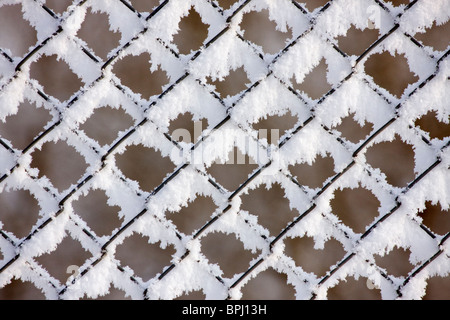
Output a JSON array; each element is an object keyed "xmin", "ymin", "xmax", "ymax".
[
  {"xmin": 0, "ymin": 189, "xmax": 40, "ymax": 239},
  {"xmin": 388, "ymin": 0, "xmax": 413, "ymax": 6},
  {"xmin": 76, "ymin": 8, "xmax": 121, "ymax": 61},
  {"xmin": 291, "ymin": 58, "xmax": 332, "ymax": 100},
  {"xmin": 240, "ymin": 268, "xmax": 295, "ymax": 299},
  {"xmin": 284, "ymin": 235, "xmax": 345, "ymax": 277},
  {"xmin": 374, "ymin": 246, "xmax": 415, "ymax": 277},
  {"xmin": 72, "ymin": 189, "xmax": 123, "ymax": 237},
  {"xmin": 80, "ymin": 106, "xmax": 134, "ymax": 146},
  {"xmin": 0, "ymin": 100, "xmax": 51, "ymax": 150},
  {"xmin": 332, "ymin": 113, "xmax": 374, "ymax": 143},
  {"xmin": 365, "ymin": 135, "xmax": 416, "ymax": 187},
  {"xmin": 172, "ymin": 6, "xmax": 209, "ymax": 55},
  {"xmin": 207, "ymin": 66, "xmax": 251, "ymax": 99},
  {"xmin": 30, "ymin": 54, "xmax": 84, "ymax": 102},
  {"xmin": 44, "ymin": 0, "xmax": 72, "ymax": 15},
  {"xmin": 414, "ymin": 111, "xmax": 450, "ymax": 140},
  {"xmin": 168, "ymin": 195, "xmax": 217, "ymax": 235},
  {"xmin": 207, "ymin": 146, "xmax": 258, "ymax": 191},
  {"xmin": 298, "ymin": 0, "xmax": 330, "ymax": 12},
  {"xmin": 414, "ymin": 20, "xmax": 450, "ymax": 52},
  {"xmin": 240, "ymin": 183, "xmax": 298, "ymax": 236},
  {"xmin": 201, "ymin": 231, "xmax": 259, "ymax": 278},
  {"xmin": 240, "ymin": 9, "xmax": 293, "ymax": 55},
  {"xmin": 0, "ymin": 279, "xmax": 45, "ymax": 300},
  {"xmin": 115, "ymin": 233, "xmax": 175, "ymax": 281},
  {"xmin": 336, "ymin": 25, "xmax": 380, "ymax": 57},
  {"xmin": 30, "ymin": 141, "xmax": 88, "ymax": 191},
  {"xmin": 417, "ymin": 201, "xmax": 449, "ymax": 236},
  {"xmin": 326, "ymin": 276, "xmax": 381, "ymax": 300},
  {"xmin": 168, "ymin": 112, "xmax": 208, "ymax": 144},
  {"xmin": 36, "ymin": 236, "xmax": 92, "ymax": 284},
  {"xmin": 252, "ymin": 111, "xmax": 299, "ymax": 146},
  {"xmin": 330, "ymin": 186, "xmax": 380, "ymax": 234},
  {"xmin": 364, "ymin": 52, "xmax": 418, "ymax": 99},
  {"xmin": 128, "ymin": 0, "xmax": 161, "ymax": 13},
  {"xmin": 423, "ymin": 276, "xmax": 450, "ymax": 300},
  {"xmin": 115, "ymin": 144, "xmax": 176, "ymax": 193},
  {"xmin": 113, "ymin": 52, "xmax": 170, "ymax": 100},
  {"xmin": 0, "ymin": 4, "xmax": 37, "ymax": 57},
  {"xmin": 216, "ymin": 0, "xmax": 237, "ymax": 10},
  {"xmin": 288, "ymin": 153, "xmax": 335, "ymax": 189}
]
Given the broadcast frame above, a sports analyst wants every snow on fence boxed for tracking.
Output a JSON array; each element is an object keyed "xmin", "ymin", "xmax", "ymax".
[{"xmin": 0, "ymin": 0, "xmax": 449, "ymax": 300}]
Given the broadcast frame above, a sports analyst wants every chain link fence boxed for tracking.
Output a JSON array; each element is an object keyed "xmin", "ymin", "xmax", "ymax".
[{"xmin": 0, "ymin": 0, "xmax": 449, "ymax": 300}]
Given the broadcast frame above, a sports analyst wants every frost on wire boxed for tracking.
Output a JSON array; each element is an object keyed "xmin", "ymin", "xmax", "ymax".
[{"xmin": 0, "ymin": 0, "xmax": 449, "ymax": 300}]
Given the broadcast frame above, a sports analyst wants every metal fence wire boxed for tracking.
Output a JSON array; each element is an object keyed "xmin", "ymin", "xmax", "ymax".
[{"xmin": 0, "ymin": 0, "xmax": 449, "ymax": 300}]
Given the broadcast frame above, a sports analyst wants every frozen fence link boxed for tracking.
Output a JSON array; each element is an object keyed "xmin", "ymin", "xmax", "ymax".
[{"xmin": 0, "ymin": 0, "xmax": 449, "ymax": 300}]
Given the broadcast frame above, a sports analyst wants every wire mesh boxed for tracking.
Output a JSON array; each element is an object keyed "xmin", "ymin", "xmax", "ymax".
[{"xmin": 0, "ymin": 0, "xmax": 449, "ymax": 300}]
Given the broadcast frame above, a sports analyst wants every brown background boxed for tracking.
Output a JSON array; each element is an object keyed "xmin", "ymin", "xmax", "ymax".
[{"xmin": 0, "ymin": 0, "xmax": 448, "ymax": 299}]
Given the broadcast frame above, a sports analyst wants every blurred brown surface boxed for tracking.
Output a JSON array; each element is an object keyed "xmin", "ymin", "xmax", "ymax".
[{"xmin": 0, "ymin": 1, "xmax": 449, "ymax": 300}]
